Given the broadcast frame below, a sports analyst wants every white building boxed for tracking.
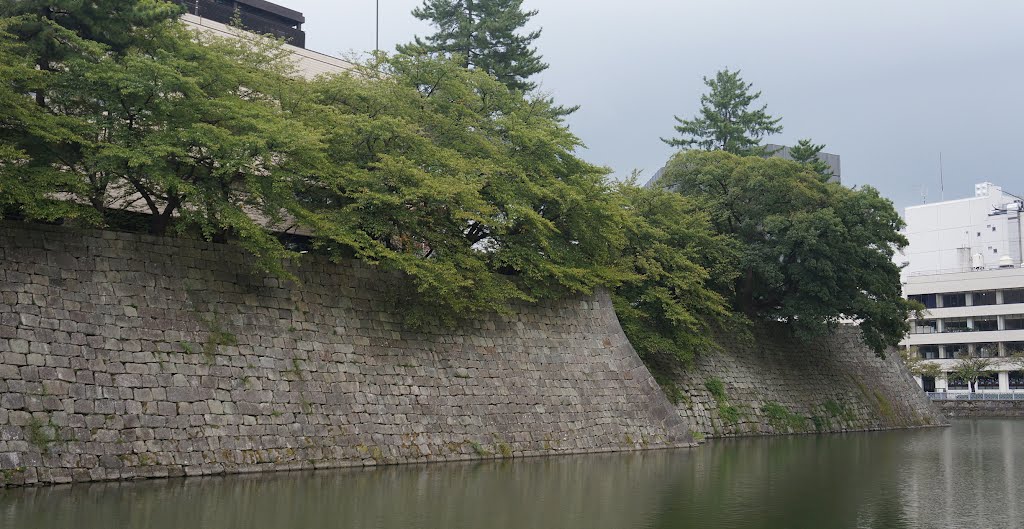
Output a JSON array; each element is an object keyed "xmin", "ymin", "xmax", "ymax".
[{"xmin": 900, "ymin": 182, "xmax": 1024, "ymax": 393}]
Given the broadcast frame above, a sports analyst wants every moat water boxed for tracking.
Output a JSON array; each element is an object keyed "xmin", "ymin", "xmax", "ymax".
[{"xmin": 1, "ymin": 419, "xmax": 1021, "ymax": 529}]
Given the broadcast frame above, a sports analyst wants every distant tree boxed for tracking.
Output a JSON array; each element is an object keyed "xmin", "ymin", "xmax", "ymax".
[
  {"xmin": 900, "ymin": 348, "xmax": 942, "ymax": 379},
  {"xmin": 659, "ymin": 150, "xmax": 916, "ymax": 354},
  {"xmin": 788, "ymin": 138, "xmax": 834, "ymax": 181},
  {"xmin": 399, "ymin": 0, "xmax": 547, "ymax": 92},
  {"xmin": 949, "ymin": 356, "xmax": 996, "ymax": 393},
  {"xmin": 662, "ymin": 69, "xmax": 782, "ymax": 156}
]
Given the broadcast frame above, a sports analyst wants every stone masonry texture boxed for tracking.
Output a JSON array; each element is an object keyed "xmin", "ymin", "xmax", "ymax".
[
  {"xmin": 936, "ymin": 400, "xmax": 1024, "ymax": 418},
  {"xmin": 0, "ymin": 222, "xmax": 690, "ymax": 486},
  {"xmin": 652, "ymin": 325, "xmax": 946, "ymax": 438}
]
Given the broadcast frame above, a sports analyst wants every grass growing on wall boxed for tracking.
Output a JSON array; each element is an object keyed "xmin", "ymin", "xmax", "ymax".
[
  {"xmin": 705, "ymin": 377, "xmax": 742, "ymax": 425},
  {"xmin": 761, "ymin": 401, "xmax": 806, "ymax": 432}
]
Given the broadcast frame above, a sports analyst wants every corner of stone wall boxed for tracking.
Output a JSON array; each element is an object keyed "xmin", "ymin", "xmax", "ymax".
[{"xmin": 653, "ymin": 323, "xmax": 946, "ymax": 439}]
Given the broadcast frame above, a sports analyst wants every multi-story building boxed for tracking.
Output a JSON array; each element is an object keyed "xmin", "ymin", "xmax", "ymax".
[
  {"xmin": 900, "ymin": 182, "xmax": 1024, "ymax": 392},
  {"xmin": 177, "ymin": 0, "xmax": 352, "ymax": 79}
]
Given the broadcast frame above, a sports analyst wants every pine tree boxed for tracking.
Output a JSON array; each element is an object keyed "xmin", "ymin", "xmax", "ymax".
[
  {"xmin": 662, "ymin": 69, "xmax": 782, "ymax": 156},
  {"xmin": 788, "ymin": 138, "xmax": 834, "ymax": 181},
  {"xmin": 398, "ymin": 0, "xmax": 548, "ymax": 92}
]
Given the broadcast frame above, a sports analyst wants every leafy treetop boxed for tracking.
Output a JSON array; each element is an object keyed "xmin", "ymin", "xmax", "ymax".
[
  {"xmin": 788, "ymin": 138, "xmax": 834, "ymax": 181},
  {"xmin": 399, "ymin": 0, "xmax": 547, "ymax": 92},
  {"xmin": 659, "ymin": 150, "xmax": 915, "ymax": 354},
  {"xmin": 662, "ymin": 69, "xmax": 782, "ymax": 156}
]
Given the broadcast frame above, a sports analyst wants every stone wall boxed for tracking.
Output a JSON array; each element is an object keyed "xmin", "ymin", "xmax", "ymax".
[
  {"xmin": 0, "ymin": 223, "xmax": 690, "ymax": 486},
  {"xmin": 652, "ymin": 325, "xmax": 945, "ymax": 438},
  {"xmin": 936, "ymin": 400, "xmax": 1024, "ymax": 418}
]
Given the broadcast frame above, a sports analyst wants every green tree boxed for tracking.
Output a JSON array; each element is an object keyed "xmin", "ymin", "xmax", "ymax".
[
  {"xmin": 399, "ymin": 0, "xmax": 547, "ymax": 92},
  {"xmin": 0, "ymin": 19, "xmax": 90, "ymax": 223},
  {"xmin": 662, "ymin": 69, "xmax": 782, "ymax": 156},
  {"xmin": 788, "ymin": 138, "xmax": 834, "ymax": 181},
  {"xmin": 1, "ymin": 9, "xmax": 323, "ymax": 276},
  {"xmin": 291, "ymin": 54, "xmax": 625, "ymax": 325},
  {"xmin": 900, "ymin": 348, "xmax": 942, "ymax": 379},
  {"xmin": 658, "ymin": 150, "xmax": 915, "ymax": 354},
  {"xmin": 611, "ymin": 180, "xmax": 739, "ymax": 362},
  {"xmin": 949, "ymin": 356, "xmax": 996, "ymax": 393}
]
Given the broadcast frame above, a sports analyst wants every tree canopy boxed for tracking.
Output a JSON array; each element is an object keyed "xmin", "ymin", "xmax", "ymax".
[
  {"xmin": 610, "ymin": 181, "xmax": 738, "ymax": 362},
  {"xmin": 788, "ymin": 138, "xmax": 834, "ymax": 181},
  {"xmin": 399, "ymin": 0, "xmax": 547, "ymax": 92},
  {"xmin": 658, "ymin": 150, "xmax": 915, "ymax": 354},
  {"xmin": 662, "ymin": 69, "xmax": 782, "ymax": 156},
  {"xmin": 0, "ymin": 4, "xmax": 729, "ymax": 354},
  {"xmin": 1, "ymin": 0, "xmax": 917, "ymax": 365}
]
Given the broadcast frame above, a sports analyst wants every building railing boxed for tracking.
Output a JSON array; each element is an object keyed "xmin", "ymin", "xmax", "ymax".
[
  {"xmin": 909, "ymin": 264, "xmax": 1023, "ymax": 277},
  {"xmin": 927, "ymin": 392, "xmax": 1024, "ymax": 400}
]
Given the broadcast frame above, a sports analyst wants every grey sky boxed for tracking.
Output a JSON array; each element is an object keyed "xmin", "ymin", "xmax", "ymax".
[{"xmin": 287, "ymin": 0, "xmax": 1024, "ymax": 213}]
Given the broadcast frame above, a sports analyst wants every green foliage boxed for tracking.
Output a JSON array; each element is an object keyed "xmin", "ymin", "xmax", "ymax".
[
  {"xmin": 787, "ymin": 139, "xmax": 834, "ymax": 181},
  {"xmin": 399, "ymin": 0, "xmax": 547, "ymax": 92},
  {"xmin": 611, "ymin": 181, "xmax": 739, "ymax": 361},
  {"xmin": 950, "ymin": 356, "xmax": 996, "ymax": 393},
  {"xmin": 294, "ymin": 54, "xmax": 628, "ymax": 326},
  {"xmin": 761, "ymin": 401, "xmax": 806, "ymax": 432},
  {"xmin": 467, "ymin": 440, "xmax": 491, "ymax": 456},
  {"xmin": 873, "ymin": 391, "xmax": 894, "ymax": 420},
  {"xmin": 26, "ymin": 416, "xmax": 57, "ymax": 454},
  {"xmin": 718, "ymin": 404, "xmax": 741, "ymax": 425},
  {"xmin": 822, "ymin": 399, "xmax": 855, "ymax": 423},
  {"xmin": 0, "ymin": 9, "xmax": 319, "ymax": 276},
  {"xmin": 662, "ymin": 69, "xmax": 782, "ymax": 155},
  {"xmin": 659, "ymin": 150, "xmax": 915, "ymax": 354},
  {"xmin": 901, "ymin": 348, "xmax": 942, "ymax": 378},
  {"xmin": 705, "ymin": 377, "xmax": 726, "ymax": 400}
]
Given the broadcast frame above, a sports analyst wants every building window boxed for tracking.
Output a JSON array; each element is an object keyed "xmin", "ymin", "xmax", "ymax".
[
  {"xmin": 918, "ymin": 346, "xmax": 940, "ymax": 359},
  {"xmin": 911, "ymin": 320, "xmax": 938, "ymax": 334},
  {"xmin": 974, "ymin": 317, "xmax": 998, "ymax": 332},
  {"xmin": 909, "ymin": 294, "xmax": 937, "ymax": 309},
  {"xmin": 942, "ymin": 318, "xmax": 969, "ymax": 332},
  {"xmin": 947, "ymin": 376, "xmax": 968, "ymax": 389},
  {"xmin": 943, "ymin": 293, "xmax": 967, "ymax": 307},
  {"xmin": 943, "ymin": 344, "xmax": 968, "ymax": 359},
  {"xmin": 1004, "ymin": 289, "xmax": 1024, "ymax": 305},
  {"xmin": 1005, "ymin": 316, "xmax": 1024, "ymax": 331},
  {"xmin": 1011, "ymin": 371, "xmax": 1024, "ymax": 390},
  {"xmin": 973, "ymin": 291, "xmax": 997, "ymax": 306},
  {"xmin": 1005, "ymin": 342, "xmax": 1024, "ymax": 356},
  {"xmin": 978, "ymin": 373, "xmax": 1000, "ymax": 390},
  {"xmin": 975, "ymin": 343, "xmax": 999, "ymax": 358}
]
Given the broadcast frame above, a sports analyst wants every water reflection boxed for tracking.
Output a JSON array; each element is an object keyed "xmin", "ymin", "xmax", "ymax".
[{"xmin": 1, "ymin": 420, "xmax": 1021, "ymax": 529}]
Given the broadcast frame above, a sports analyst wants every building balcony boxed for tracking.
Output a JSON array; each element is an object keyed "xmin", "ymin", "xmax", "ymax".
[
  {"xmin": 912, "ymin": 303, "xmax": 1024, "ymax": 319},
  {"xmin": 902, "ymin": 329, "xmax": 1024, "ymax": 346}
]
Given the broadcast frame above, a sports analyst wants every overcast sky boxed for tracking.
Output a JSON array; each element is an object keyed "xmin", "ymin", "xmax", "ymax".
[{"xmin": 285, "ymin": 0, "xmax": 1024, "ymax": 213}]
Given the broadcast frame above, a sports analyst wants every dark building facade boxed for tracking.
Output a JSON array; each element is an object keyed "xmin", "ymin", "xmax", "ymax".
[{"xmin": 174, "ymin": 0, "xmax": 306, "ymax": 48}]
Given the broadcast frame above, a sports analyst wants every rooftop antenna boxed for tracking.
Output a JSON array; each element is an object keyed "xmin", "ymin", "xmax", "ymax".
[
  {"xmin": 375, "ymin": 0, "xmax": 380, "ymax": 52},
  {"xmin": 918, "ymin": 185, "xmax": 928, "ymax": 204},
  {"xmin": 939, "ymin": 152, "xmax": 945, "ymax": 201}
]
